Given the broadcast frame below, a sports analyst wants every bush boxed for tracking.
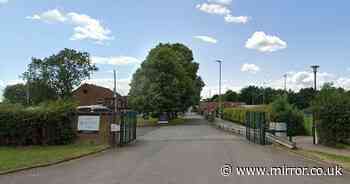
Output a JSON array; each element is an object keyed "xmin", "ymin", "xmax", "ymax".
[
  {"xmin": 223, "ymin": 106, "xmax": 268, "ymax": 125},
  {"xmin": 313, "ymin": 84, "xmax": 350, "ymax": 146},
  {"xmin": 269, "ymin": 95, "xmax": 305, "ymax": 136},
  {"xmin": 0, "ymin": 100, "xmax": 77, "ymax": 146}
]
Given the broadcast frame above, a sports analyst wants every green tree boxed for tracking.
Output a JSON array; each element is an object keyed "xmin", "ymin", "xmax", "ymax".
[
  {"xmin": 294, "ymin": 88, "xmax": 315, "ymax": 109},
  {"xmin": 269, "ymin": 95, "xmax": 305, "ymax": 136},
  {"xmin": 312, "ymin": 83, "xmax": 350, "ymax": 146},
  {"xmin": 224, "ymin": 90, "xmax": 239, "ymax": 102},
  {"xmin": 128, "ymin": 43, "xmax": 204, "ymax": 116},
  {"xmin": 239, "ymin": 86, "xmax": 263, "ymax": 105},
  {"xmin": 23, "ymin": 48, "xmax": 97, "ymax": 101},
  {"xmin": 3, "ymin": 84, "xmax": 27, "ymax": 104}
]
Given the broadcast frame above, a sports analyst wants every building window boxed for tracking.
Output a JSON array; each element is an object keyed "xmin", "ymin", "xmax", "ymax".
[{"xmin": 83, "ymin": 89, "xmax": 88, "ymax": 94}]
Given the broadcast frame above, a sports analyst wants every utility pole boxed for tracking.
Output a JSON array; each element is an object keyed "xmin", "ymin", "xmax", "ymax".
[
  {"xmin": 283, "ymin": 74, "xmax": 287, "ymax": 91},
  {"xmin": 215, "ymin": 60, "xmax": 222, "ymax": 118},
  {"xmin": 113, "ymin": 69, "xmax": 118, "ymax": 113},
  {"xmin": 112, "ymin": 69, "xmax": 118, "ymax": 147},
  {"xmin": 311, "ymin": 65, "xmax": 320, "ymax": 145}
]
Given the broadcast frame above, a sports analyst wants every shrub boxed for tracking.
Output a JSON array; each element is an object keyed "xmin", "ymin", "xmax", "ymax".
[
  {"xmin": 312, "ymin": 84, "xmax": 350, "ymax": 146},
  {"xmin": 269, "ymin": 95, "xmax": 305, "ymax": 136},
  {"xmin": 223, "ymin": 106, "xmax": 268, "ymax": 125},
  {"xmin": 0, "ymin": 100, "xmax": 77, "ymax": 146}
]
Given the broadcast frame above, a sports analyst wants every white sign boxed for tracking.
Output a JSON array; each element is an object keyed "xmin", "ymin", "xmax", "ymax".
[
  {"xmin": 78, "ymin": 116, "xmax": 100, "ymax": 131},
  {"xmin": 158, "ymin": 120, "xmax": 169, "ymax": 124},
  {"xmin": 111, "ymin": 124, "xmax": 120, "ymax": 132}
]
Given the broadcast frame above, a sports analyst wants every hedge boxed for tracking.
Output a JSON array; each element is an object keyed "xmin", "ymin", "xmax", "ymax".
[
  {"xmin": 223, "ymin": 106, "xmax": 268, "ymax": 125},
  {"xmin": 313, "ymin": 84, "xmax": 350, "ymax": 146},
  {"xmin": 0, "ymin": 101, "xmax": 77, "ymax": 146}
]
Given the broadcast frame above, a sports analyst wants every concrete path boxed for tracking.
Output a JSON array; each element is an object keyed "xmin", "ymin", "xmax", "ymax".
[
  {"xmin": 295, "ymin": 136, "xmax": 350, "ymax": 157},
  {"xmin": 0, "ymin": 116, "xmax": 349, "ymax": 184}
]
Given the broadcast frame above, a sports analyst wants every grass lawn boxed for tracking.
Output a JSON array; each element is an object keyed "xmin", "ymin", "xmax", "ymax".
[
  {"xmin": 168, "ymin": 117, "xmax": 187, "ymax": 125},
  {"xmin": 0, "ymin": 143, "xmax": 109, "ymax": 173},
  {"xmin": 299, "ymin": 150, "xmax": 350, "ymax": 170},
  {"xmin": 303, "ymin": 115, "xmax": 313, "ymax": 136}
]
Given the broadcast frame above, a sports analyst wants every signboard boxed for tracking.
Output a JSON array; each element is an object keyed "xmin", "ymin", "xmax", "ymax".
[
  {"xmin": 78, "ymin": 116, "xmax": 100, "ymax": 131},
  {"xmin": 111, "ymin": 124, "xmax": 120, "ymax": 132}
]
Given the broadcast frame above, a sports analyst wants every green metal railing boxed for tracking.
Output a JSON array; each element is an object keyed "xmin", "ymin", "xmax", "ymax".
[
  {"xmin": 119, "ymin": 111, "xmax": 137, "ymax": 145},
  {"xmin": 245, "ymin": 111, "xmax": 268, "ymax": 145}
]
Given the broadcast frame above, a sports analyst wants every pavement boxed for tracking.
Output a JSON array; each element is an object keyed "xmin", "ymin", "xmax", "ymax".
[
  {"xmin": 0, "ymin": 115, "xmax": 349, "ymax": 184},
  {"xmin": 295, "ymin": 136, "xmax": 350, "ymax": 157}
]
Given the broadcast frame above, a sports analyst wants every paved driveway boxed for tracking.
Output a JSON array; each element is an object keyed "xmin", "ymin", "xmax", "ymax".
[{"xmin": 0, "ymin": 116, "xmax": 349, "ymax": 184}]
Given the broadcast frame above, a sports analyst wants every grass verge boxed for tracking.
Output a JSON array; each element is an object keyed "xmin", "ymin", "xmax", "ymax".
[
  {"xmin": 168, "ymin": 117, "xmax": 187, "ymax": 125},
  {"xmin": 298, "ymin": 150, "xmax": 350, "ymax": 170},
  {"xmin": 0, "ymin": 143, "xmax": 109, "ymax": 173}
]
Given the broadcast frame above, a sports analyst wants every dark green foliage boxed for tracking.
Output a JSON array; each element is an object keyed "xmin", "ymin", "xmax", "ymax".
[
  {"xmin": 0, "ymin": 101, "xmax": 77, "ymax": 146},
  {"xmin": 3, "ymin": 84, "xmax": 27, "ymax": 105},
  {"xmin": 128, "ymin": 43, "xmax": 204, "ymax": 115},
  {"xmin": 239, "ymin": 86, "xmax": 262, "ymax": 105},
  {"xmin": 22, "ymin": 48, "xmax": 97, "ymax": 102},
  {"xmin": 211, "ymin": 90, "xmax": 239, "ymax": 102},
  {"xmin": 313, "ymin": 83, "xmax": 350, "ymax": 146},
  {"xmin": 269, "ymin": 95, "xmax": 305, "ymax": 136}
]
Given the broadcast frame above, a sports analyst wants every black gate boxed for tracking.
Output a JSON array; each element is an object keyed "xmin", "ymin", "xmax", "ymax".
[
  {"xmin": 245, "ymin": 111, "xmax": 268, "ymax": 145},
  {"xmin": 119, "ymin": 111, "xmax": 137, "ymax": 146}
]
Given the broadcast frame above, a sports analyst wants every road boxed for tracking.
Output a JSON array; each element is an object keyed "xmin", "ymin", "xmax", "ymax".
[{"xmin": 0, "ymin": 115, "xmax": 349, "ymax": 184}]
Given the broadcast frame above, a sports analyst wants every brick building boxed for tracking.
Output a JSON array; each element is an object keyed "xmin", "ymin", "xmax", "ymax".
[{"xmin": 73, "ymin": 83, "xmax": 128, "ymax": 110}]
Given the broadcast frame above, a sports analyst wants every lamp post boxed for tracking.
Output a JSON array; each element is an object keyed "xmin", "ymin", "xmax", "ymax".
[
  {"xmin": 283, "ymin": 74, "xmax": 287, "ymax": 92},
  {"xmin": 215, "ymin": 60, "xmax": 222, "ymax": 118},
  {"xmin": 311, "ymin": 65, "xmax": 320, "ymax": 145}
]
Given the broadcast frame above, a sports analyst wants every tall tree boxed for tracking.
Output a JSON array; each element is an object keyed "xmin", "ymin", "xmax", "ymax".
[
  {"xmin": 128, "ymin": 43, "xmax": 204, "ymax": 115},
  {"xmin": 239, "ymin": 86, "xmax": 263, "ymax": 105},
  {"xmin": 224, "ymin": 90, "xmax": 239, "ymax": 102},
  {"xmin": 3, "ymin": 84, "xmax": 27, "ymax": 104},
  {"xmin": 23, "ymin": 48, "xmax": 97, "ymax": 101}
]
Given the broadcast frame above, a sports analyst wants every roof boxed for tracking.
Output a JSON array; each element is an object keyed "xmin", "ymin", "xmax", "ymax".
[{"xmin": 73, "ymin": 83, "xmax": 121, "ymax": 96}]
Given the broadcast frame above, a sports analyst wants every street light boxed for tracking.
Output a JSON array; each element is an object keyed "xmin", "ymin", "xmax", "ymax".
[
  {"xmin": 310, "ymin": 65, "xmax": 320, "ymax": 145},
  {"xmin": 283, "ymin": 74, "xmax": 287, "ymax": 92},
  {"xmin": 215, "ymin": 60, "xmax": 222, "ymax": 118}
]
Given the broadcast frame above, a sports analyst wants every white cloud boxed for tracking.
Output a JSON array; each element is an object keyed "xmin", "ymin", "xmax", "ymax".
[
  {"xmin": 26, "ymin": 9, "xmax": 66, "ymax": 23},
  {"xmin": 268, "ymin": 71, "xmax": 335, "ymax": 91},
  {"xmin": 208, "ymin": 0, "xmax": 232, "ymax": 5},
  {"xmin": 241, "ymin": 63, "xmax": 260, "ymax": 74},
  {"xmin": 91, "ymin": 56, "xmax": 141, "ymax": 65},
  {"xmin": 224, "ymin": 14, "xmax": 249, "ymax": 24},
  {"xmin": 26, "ymin": 9, "xmax": 113, "ymax": 43},
  {"xmin": 0, "ymin": 0, "xmax": 8, "ymax": 4},
  {"xmin": 196, "ymin": 3, "xmax": 231, "ymax": 15},
  {"xmin": 196, "ymin": 2, "xmax": 250, "ymax": 24},
  {"xmin": 245, "ymin": 32, "xmax": 287, "ymax": 53},
  {"xmin": 67, "ymin": 12, "xmax": 113, "ymax": 43},
  {"xmin": 194, "ymin": 35, "xmax": 218, "ymax": 44}
]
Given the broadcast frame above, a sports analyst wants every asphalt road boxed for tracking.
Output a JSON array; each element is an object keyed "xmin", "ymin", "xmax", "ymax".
[{"xmin": 1, "ymin": 116, "xmax": 349, "ymax": 184}]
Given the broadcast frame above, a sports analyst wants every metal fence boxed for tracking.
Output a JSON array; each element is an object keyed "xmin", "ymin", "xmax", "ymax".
[
  {"xmin": 245, "ymin": 111, "xmax": 269, "ymax": 145},
  {"xmin": 119, "ymin": 111, "xmax": 137, "ymax": 146}
]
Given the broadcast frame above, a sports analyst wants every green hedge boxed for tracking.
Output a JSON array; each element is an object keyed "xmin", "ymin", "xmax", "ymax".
[
  {"xmin": 313, "ymin": 84, "xmax": 350, "ymax": 146},
  {"xmin": 223, "ymin": 107, "xmax": 268, "ymax": 125},
  {"xmin": 0, "ymin": 101, "xmax": 77, "ymax": 146}
]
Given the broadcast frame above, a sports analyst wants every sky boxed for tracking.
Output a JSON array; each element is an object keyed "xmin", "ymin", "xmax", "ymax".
[{"xmin": 1, "ymin": 0, "xmax": 350, "ymax": 100}]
